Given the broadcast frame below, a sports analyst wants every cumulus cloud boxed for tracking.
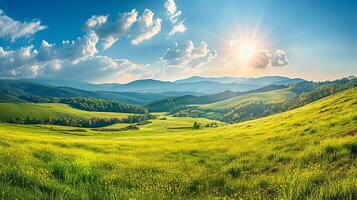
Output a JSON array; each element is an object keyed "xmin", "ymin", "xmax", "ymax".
[
  {"xmin": 0, "ymin": 31, "xmax": 101, "ymax": 79},
  {"xmin": 43, "ymin": 56, "xmax": 149, "ymax": 82},
  {"xmin": 251, "ymin": 50, "xmax": 288, "ymax": 68},
  {"xmin": 131, "ymin": 9, "xmax": 162, "ymax": 45},
  {"xmin": 164, "ymin": 0, "xmax": 186, "ymax": 36},
  {"xmin": 38, "ymin": 31, "xmax": 98, "ymax": 63},
  {"xmin": 0, "ymin": 9, "xmax": 47, "ymax": 41},
  {"xmin": 161, "ymin": 40, "xmax": 217, "ymax": 68},
  {"xmin": 84, "ymin": 15, "xmax": 108, "ymax": 29},
  {"xmin": 84, "ymin": 9, "xmax": 138, "ymax": 49},
  {"xmin": 270, "ymin": 50, "xmax": 288, "ymax": 66},
  {"xmin": 85, "ymin": 9, "xmax": 161, "ymax": 48},
  {"xmin": 168, "ymin": 21, "xmax": 186, "ymax": 36},
  {"xmin": 0, "ymin": 43, "xmax": 148, "ymax": 82},
  {"xmin": 165, "ymin": 0, "xmax": 181, "ymax": 23},
  {"xmin": 0, "ymin": 9, "xmax": 154, "ymax": 82},
  {"xmin": 0, "ymin": 46, "xmax": 37, "ymax": 75}
]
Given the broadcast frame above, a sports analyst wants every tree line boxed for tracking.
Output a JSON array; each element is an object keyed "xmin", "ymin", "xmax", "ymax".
[
  {"xmin": 6, "ymin": 114, "xmax": 158, "ymax": 128},
  {"xmin": 60, "ymin": 98, "xmax": 148, "ymax": 114}
]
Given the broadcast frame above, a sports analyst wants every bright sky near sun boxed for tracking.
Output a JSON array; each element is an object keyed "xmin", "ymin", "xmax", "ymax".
[{"xmin": 0, "ymin": 0, "xmax": 356, "ymax": 83}]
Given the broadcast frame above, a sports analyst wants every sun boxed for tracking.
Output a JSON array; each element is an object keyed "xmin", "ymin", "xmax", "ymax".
[{"xmin": 238, "ymin": 43, "xmax": 256, "ymax": 61}]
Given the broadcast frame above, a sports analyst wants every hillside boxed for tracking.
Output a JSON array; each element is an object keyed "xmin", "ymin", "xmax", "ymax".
[
  {"xmin": 0, "ymin": 79, "xmax": 169, "ymax": 105},
  {"xmin": 200, "ymin": 88, "xmax": 296, "ymax": 110},
  {"xmin": 171, "ymin": 78, "xmax": 357, "ymax": 122},
  {"xmin": 0, "ymin": 88, "xmax": 356, "ymax": 199},
  {"xmin": 147, "ymin": 84, "xmax": 287, "ymax": 112},
  {"xmin": 0, "ymin": 103, "xmax": 132, "ymax": 122}
]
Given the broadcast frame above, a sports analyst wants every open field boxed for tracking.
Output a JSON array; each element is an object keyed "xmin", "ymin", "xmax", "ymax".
[
  {"xmin": 0, "ymin": 103, "xmax": 132, "ymax": 122},
  {"xmin": 0, "ymin": 88, "xmax": 356, "ymax": 199}
]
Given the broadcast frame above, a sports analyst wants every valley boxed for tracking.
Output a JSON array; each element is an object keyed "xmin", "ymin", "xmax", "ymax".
[
  {"xmin": 0, "ymin": 82, "xmax": 356, "ymax": 199},
  {"xmin": 0, "ymin": 1, "xmax": 356, "ymax": 199}
]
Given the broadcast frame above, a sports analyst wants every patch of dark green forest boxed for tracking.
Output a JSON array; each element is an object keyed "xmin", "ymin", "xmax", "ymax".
[
  {"xmin": 59, "ymin": 98, "xmax": 148, "ymax": 114},
  {"xmin": 5, "ymin": 114, "xmax": 158, "ymax": 128}
]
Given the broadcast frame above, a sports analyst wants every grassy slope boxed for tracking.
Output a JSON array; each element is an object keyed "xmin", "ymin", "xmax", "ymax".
[
  {"xmin": 0, "ymin": 103, "xmax": 131, "ymax": 122},
  {"xmin": 0, "ymin": 88, "xmax": 356, "ymax": 199},
  {"xmin": 199, "ymin": 88, "xmax": 296, "ymax": 110}
]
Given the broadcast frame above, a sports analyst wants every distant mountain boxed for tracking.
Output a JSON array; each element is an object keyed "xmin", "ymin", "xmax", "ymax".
[
  {"xmin": 174, "ymin": 76, "xmax": 302, "ymax": 85},
  {"xmin": 29, "ymin": 79, "xmax": 99, "ymax": 90},
  {"xmin": 174, "ymin": 76, "xmax": 243, "ymax": 84},
  {"xmin": 274, "ymin": 78, "xmax": 306, "ymax": 85},
  {"xmin": 28, "ymin": 76, "xmax": 306, "ymax": 94},
  {"xmin": 0, "ymin": 80, "xmax": 170, "ymax": 105}
]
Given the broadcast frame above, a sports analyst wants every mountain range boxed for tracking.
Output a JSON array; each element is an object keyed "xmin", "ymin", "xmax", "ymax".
[{"xmin": 28, "ymin": 76, "xmax": 306, "ymax": 94}]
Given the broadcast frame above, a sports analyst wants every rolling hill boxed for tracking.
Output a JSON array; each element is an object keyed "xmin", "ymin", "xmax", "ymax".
[
  {"xmin": 170, "ymin": 77, "xmax": 357, "ymax": 122},
  {"xmin": 147, "ymin": 84, "xmax": 287, "ymax": 112},
  {"xmin": 199, "ymin": 88, "xmax": 296, "ymax": 110},
  {"xmin": 0, "ymin": 103, "xmax": 132, "ymax": 122},
  {"xmin": 0, "ymin": 88, "xmax": 355, "ymax": 199},
  {"xmin": 0, "ymin": 79, "xmax": 169, "ymax": 105}
]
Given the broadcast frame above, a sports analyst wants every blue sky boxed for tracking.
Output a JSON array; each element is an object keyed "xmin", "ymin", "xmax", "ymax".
[{"xmin": 0, "ymin": 0, "xmax": 356, "ymax": 83}]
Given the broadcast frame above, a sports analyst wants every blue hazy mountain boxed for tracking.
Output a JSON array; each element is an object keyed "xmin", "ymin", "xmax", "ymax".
[{"xmin": 28, "ymin": 76, "xmax": 306, "ymax": 94}]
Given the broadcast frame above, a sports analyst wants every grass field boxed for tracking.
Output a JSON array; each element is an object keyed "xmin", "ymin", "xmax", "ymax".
[
  {"xmin": 199, "ymin": 88, "xmax": 297, "ymax": 110},
  {"xmin": 0, "ymin": 88, "xmax": 356, "ymax": 199},
  {"xmin": 0, "ymin": 103, "xmax": 132, "ymax": 122}
]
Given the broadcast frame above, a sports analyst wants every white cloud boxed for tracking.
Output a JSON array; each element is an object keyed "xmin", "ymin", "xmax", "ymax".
[
  {"xmin": 270, "ymin": 50, "xmax": 288, "ymax": 66},
  {"xmin": 38, "ymin": 31, "xmax": 98, "ymax": 63},
  {"xmin": 168, "ymin": 20, "xmax": 186, "ymax": 36},
  {"xmin": 131, "ymin": 9, "xmax": 162, "ymax": 45},
  {"xmin": 251, "ymin": 50, "xmax": 289, "ymax": 68},
  {"xmin": 84, "ymin": 15, "xmax": 108, "ymax": 29},
  {"xmin": 161, "ymin": 40, "xmax": 217, "ymax": 68},
  {"xmin": 42, "ymin": 56, "xmax": 149, "ymax": 82},
  {"xmin": 84, "ymin": 9, "xmax": 138, "ymax": 49},
  {"xmin": 250, "ymin": 50, "xmax": 270, "ymax": 69},
  {"xmin": 165, "ymin": 0, "xmax": 177, "ymax": 16},
  {"xmin": 0, "ymin": 9, "xmax": 47, "ymax": 41},
  {"xmin": 164, "ymin": 0, "xmax": 186, "ymax": 36},
  {"xmin": 164, "ymin": 0, "xmax": 180, "ymax": 23},
  {"xmin": 0, "ymin": 45, "xmax": 37, "ymax": 73},
  {"xmin": 0, "ymin": 31, "xmax": 100, "ymax": 79},
  {"xmin": 0, "ymin": 43, "xmax": 148, "ymax": 82},
  {"xmin": 85, "ymin": 9, "xmax": 161, "ymax": 48},
  {"xmin": 0, "ymin": 31, "xmax": 151, "ymax": 82},
  {"xmin": 0, "ymin": 8, "xmax": 162, "ymax": 82}
]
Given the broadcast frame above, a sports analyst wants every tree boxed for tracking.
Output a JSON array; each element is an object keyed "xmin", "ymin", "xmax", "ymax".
[{"xmin": 193, "ymin": 122, "xmax": 200, "ymax": 129}]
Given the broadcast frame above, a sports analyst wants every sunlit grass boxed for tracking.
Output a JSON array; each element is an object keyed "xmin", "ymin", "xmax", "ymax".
[
  {"xmin": 0, "ymin": 88, "xmax": 356, "ymax": 199},
  {"xmin": 0, "ymin": 103, "xmax": 132, "ymax": 122}
]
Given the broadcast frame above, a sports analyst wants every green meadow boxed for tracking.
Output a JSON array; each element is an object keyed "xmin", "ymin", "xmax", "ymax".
[
  {"xmin": 0, "ymin": 103, "xmax": 132, "ymax": 122},
  {"xmin": 0, "ymin": 88, "xmax": 356, "ymax": 199},
  {"xmin": 199, "ymin": 88, "xmax": 296, "ymax": 110}
]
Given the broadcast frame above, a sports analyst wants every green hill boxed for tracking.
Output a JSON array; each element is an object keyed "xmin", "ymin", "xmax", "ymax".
[
  {"xmin": 173, "ymin": 78, "xmax": 357, "ymax": 122},
  {"xmin": 0, "ymin": 103, "xmax": 132, "ymax": 122},
  {"xmin": 171, "ymin": 88, "xmax": 297, "ymax": 121},
  {"xmin": 0, "ymin": 88, "xmax": 356, "ymax": 199},
  {"xmin": 147, "ymin": 85, "xmax": 286, "ymax": 112},
  {"xmin": 199, "ymin": 88, "xmax": 296, "ymax": 110},
  {"xmin": 0, "ymin": 79, "xmax": 168, "ymax": 105}
]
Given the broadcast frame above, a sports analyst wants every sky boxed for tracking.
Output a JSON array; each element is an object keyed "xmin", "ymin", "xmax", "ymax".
[{"xmin": 0, "ymin": 0, "xmax": 356, "ymax": 83}]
